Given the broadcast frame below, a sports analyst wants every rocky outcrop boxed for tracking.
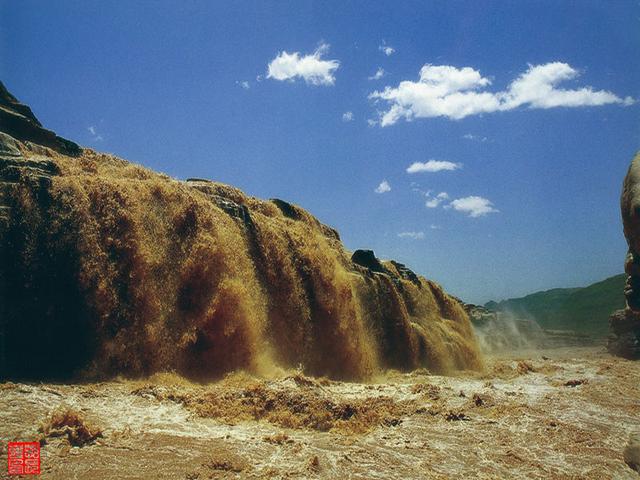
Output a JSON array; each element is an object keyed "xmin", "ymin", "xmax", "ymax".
[
  {"xmin": 461, "ymin": 302, "xmax": 497, "ymax": 326},
  {"xmin": 0, "ymin": 83, "xmax": 481, "ymax": 381},
  {"xmin": 624, "ymin": 433, "xmax": 640, "ymax": 473},
  {"xmin": 609, "ymin": 152, "xmax": 640, "ymax": 358},
  {"xmin": 0, "ymin": 81, "xmax": 81, "ymax": 157},
  {"xmin": 608, "ymin": 309, "xmax": 640, "ymax": 358},
  {"xmin": 0, "ymin": 128, "xmax": 66, "ymax": 378},
  {"xmin": 388, "ymin": 261, "xmax": 420, "ymax": 286},
  {"xmin": 186, "ymin": 179, "xmax": 254, "ymax": 227},
  {"xmin": 621, "ymin": 153, "xmax": 640, "ymax": 311},
  {"xmin": 352, "ymin": 249, "xmax": 388, "ymax": 274}
]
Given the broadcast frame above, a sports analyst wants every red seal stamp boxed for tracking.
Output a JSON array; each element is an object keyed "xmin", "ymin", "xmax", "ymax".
[{"xmin": 7, "ymin": 442, "xmax": 40, "ymax": 475}]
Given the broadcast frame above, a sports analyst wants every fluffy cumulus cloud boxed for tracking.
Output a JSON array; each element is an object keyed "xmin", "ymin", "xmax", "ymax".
[
  {"xmin": 449, "ymin": 196, "xmax": 498, "ymax": 217},
  {"xmin": 369, "ymin": 62, "xmax": 633, "ymax": 126},
  {"xmin": 501, "ymin": 63, "xmax": 633, "ymax": 109},
  {"xmin": 379, "ymin": 41, "xmax": 395, "ymax": 56},
  {"xmin": 267, "ymin": 44, "xmax": 340, "ymax": 86},
  {"xmin": 397, "ymin": 231, "xmax": 425, "ymax": 240},
  {"xmin": 425, "ymin": 192, "xmax": 449, "ymax": 208},
  {"xmin": 342, "ymin": 111, "xmax": 354, "ymax": 122},
  {"xmin": 369, "ymin": 67, "xmax": 385, "ymax": 80},
  {"xmin": 406, "ymin": 160, "xmax": 461, "ymax": 174},
  {"xmin": 375, "ymin": 180, "xmax": 391, "ymax": 194}
]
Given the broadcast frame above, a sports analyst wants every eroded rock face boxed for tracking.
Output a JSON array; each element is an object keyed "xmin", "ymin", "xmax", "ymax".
[
  {"xmin": 609, "ymin": 153, "xmax": 640, "ymax": 359},
  {"xmin": 0, "ymin": 81, "xmax": 81, "ymax": 157},
  {"xmin": 0, "ymin": 84, "xmax": 481, "ymax": 381},
  {"xmin": 622, "ymin": 154, "xmax": 640, "ymax": 310},
  {"xmin": 624, "ymin": 433, "xmax": 640, "ymax": 473},
  {"xmin": 351, "ymin": 249, "xmax": 388, "ymax": 274},
  {"xmin": 608, "ymin": 309, "xmax": 640, "ymax": 359}
]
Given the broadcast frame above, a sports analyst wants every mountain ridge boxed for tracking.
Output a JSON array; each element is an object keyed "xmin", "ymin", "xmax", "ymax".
[{"xmin": 485, "ymin": 273, "xmax": 625, "ymax": 337}]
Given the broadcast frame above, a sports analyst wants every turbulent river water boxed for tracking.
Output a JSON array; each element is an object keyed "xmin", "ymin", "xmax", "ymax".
[{"xmin": 1, "ymin": 345, "xmax": 638, "ymax": 479}]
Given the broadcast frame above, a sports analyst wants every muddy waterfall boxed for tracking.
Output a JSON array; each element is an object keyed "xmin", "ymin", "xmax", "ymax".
[{"xmin": 0, "ymin": 82, "xmax": 481, "ymax": 381}]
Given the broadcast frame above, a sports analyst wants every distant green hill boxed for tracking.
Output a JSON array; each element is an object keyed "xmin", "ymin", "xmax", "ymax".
[{"xmin": 485, "ymin": 274, "xmax": 626, "ymax": 337}]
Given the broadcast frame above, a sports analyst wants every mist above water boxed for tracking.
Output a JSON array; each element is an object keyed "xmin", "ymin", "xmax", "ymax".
[{"xmin": 472, "ymin": 311, "xmax": 547, "ymax": 354}]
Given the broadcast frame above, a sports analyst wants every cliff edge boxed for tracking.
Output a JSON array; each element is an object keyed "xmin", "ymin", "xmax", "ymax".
[{"xmin": 609, "ymin": 152, "xmax": 640, "ymax": 358}]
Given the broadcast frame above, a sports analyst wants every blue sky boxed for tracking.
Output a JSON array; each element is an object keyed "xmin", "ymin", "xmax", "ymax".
[{"xmin": 2, "ymin": 0, "xmax": 639, "ymax": 303}]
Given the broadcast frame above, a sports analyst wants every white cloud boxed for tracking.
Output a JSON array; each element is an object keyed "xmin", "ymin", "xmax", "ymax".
[
  {"xmin": 87, "ymin": 125, "xmax": 103, "ymax": 141},
  {"xmin": 267, "ymin": 44, "xmax": 340, "ymax": 86},
  {"xmin": 379, "ymin": 41, "xmax": 395, "ymax": 56},
  {"xmin": 368, "ymin": 67, "xmax": 385, "ymax": 80},
  {"xmin": 342, "ymin": 111, "xmax": 354, "ymax": 122},
  {"xmin": 406, "ymin": 160, "xmax": 461, "ymax": 174},
  {"xmin": 398, "ymin": 231, "xmax": 425, "ymax": 240},
  {"xmin": 236, "ymin": 80, "xmax": 250, "ymax": 89},
  {"xmin": 375, "ymin": 180, "xmax": 391, "ymax": 194},
  {"xmin": 369, "ymin": 62, "xmax": 633, "ymax": 126},
  {"xmin": 463, "ymin": 133, "xmax": 488, "ymax": 142},
  {"xmin": 449, "ymin": 196, "xmax": 498, "ymax": 217},
  {"xmin": 425, "ymin": 192, "xmax": 449, "ymax": 208},
  {"xmin": 430, "ymin": 224, "xmax": 441, "ymax": 230},
  {"xmin": 367, "ymin": 119, "xmax": 378, "ymax": 127},
  {"xmin": 501, "ymin": 63, "xmax": 634, "ymax": 109}
]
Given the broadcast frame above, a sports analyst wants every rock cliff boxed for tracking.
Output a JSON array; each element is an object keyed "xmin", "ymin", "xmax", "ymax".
[
  {"xmin": 609, "ymin": 152, "xmax": 640, "ymax": 358},
  {"xmin": 0, "ymin": 83, "xmax": 481, "ymax": 380}
]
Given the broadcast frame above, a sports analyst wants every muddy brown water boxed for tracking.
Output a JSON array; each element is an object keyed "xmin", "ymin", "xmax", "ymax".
[{"xmin": 1, "ymin": 346, "xmax": 638, "ymax": 479}]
